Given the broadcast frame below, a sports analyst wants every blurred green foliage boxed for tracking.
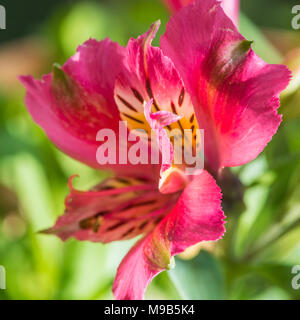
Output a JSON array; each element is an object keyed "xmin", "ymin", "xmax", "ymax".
[{"xmin": 0, "ymin": 0, "xmax": 299, "ymax": 300}]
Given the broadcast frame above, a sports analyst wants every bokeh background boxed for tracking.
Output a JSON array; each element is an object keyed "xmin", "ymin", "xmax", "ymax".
[{"xmin": 0, "ymin": 0, "xmax": 300, "ymax": 300}]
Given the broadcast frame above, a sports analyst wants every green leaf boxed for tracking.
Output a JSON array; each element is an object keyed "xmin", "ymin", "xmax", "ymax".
[{"xmin": 168, "ymin": 251, "xmax": 225, "ymax": 300}]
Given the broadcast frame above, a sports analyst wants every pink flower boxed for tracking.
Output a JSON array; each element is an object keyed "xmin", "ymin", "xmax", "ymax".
[
  {"xmin": 163, "ymin": 0, "xmax": 240, "ymax": 27},
  {"xmin": 20, "ymin": 0, "xmax": 290, "ymax": 300}
]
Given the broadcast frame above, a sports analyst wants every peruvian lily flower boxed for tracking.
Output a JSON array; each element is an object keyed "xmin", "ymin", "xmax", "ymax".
[
  {"xmin": 20, "ymin": 0, "xmax": 290, "ymax": 300},
  {"xmin": 163, "ymin": 0, "xmax": 240, "ymax": 27}
]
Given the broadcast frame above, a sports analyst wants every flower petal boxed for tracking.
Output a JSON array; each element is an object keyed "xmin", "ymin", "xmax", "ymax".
[
  {"xmin": 163, "ymin": 0, "xmax": 190, "ymax": 13},
  {"xmin": 113, "ymin": 170, "xmax": 225, "ymax": 300},
  {"xmin": 161, "ymin": 0, "xmax": 291, "ymax": 174},
  {"xmin": 20, "ymin": 39, "xmax": 124, "ymax": 168},
  {"xmin": 20, "ymin": 74, "xmax": 101, "ymax": 168},
  {"xmin": 163, "ymin": 0, "xmax": 240, "ymax": 27},
  {"xmin": 114, "ymin": 22, "xmax": 198, "ymax": 144},
  {"xmin": 221, "ymin": 0, "xmax": 239, "ymax": 26},
  {"xmin": 115, "ymin": 22, "xmax": 201, "ymax": 178},
  {"xmin": 20, "ymin": 39, "xmax": 159, "ymax": 177},
  {"xmin": 46, "ymin": 175, "xmax": 178, "ymax": 243},
  {"xmin": 64, "ymin": 38, "xmax": 123, "ymax": 118},
  {"xmin": 112, "ymin": 234, "xmax": 159, "ymax": 300}
]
